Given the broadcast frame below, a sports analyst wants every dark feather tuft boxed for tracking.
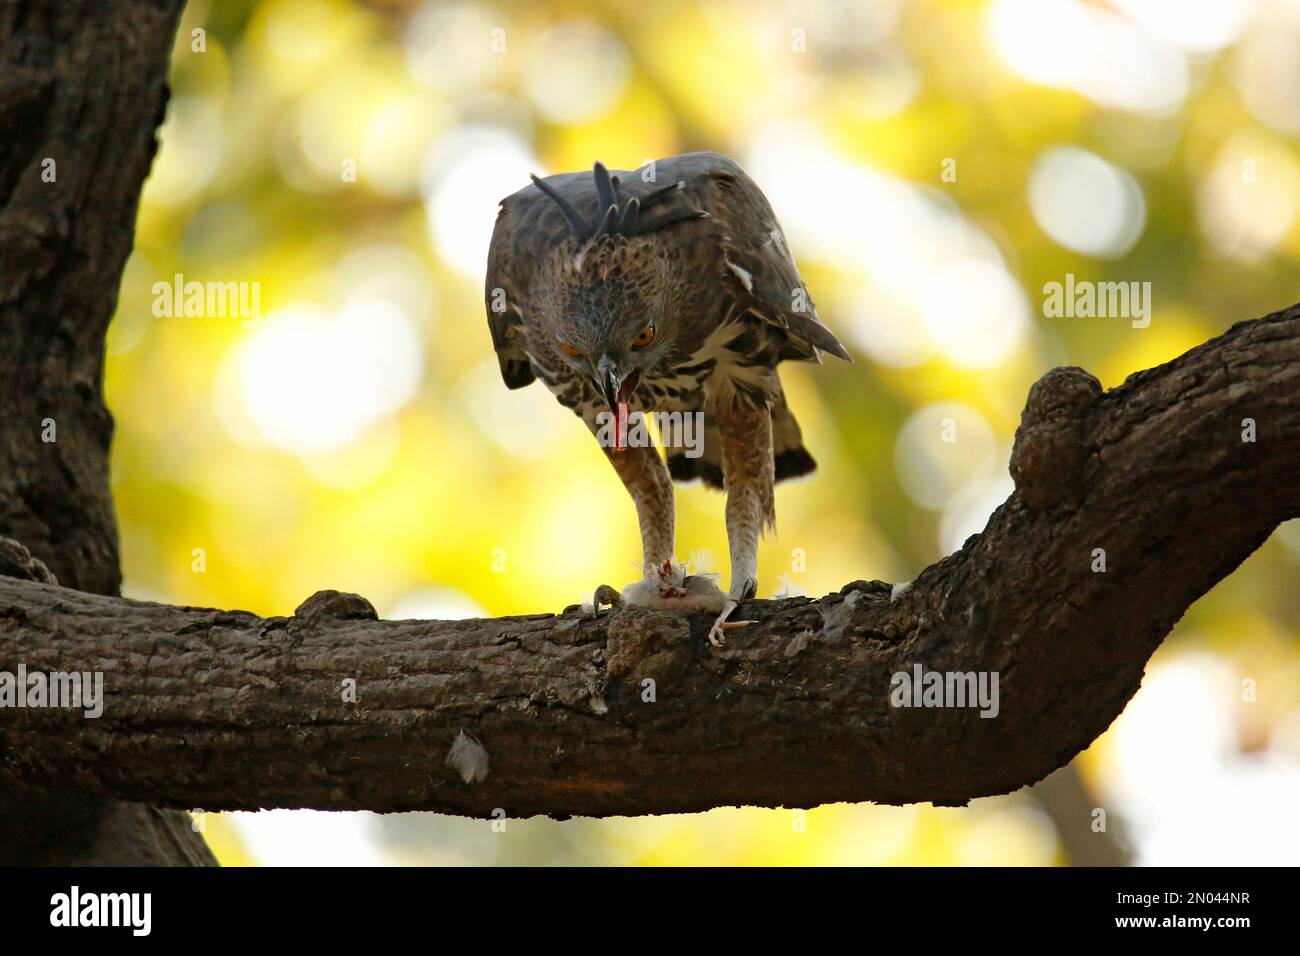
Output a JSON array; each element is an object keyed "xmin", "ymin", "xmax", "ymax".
[
  {"xmin": 529, "ymin": 174, "xmax": 590, "ymax": 240},
  {"xmin": 667, "ymin": 452, "xmax": 725, "ymax": 489},
  {"xmin": 774, "ymin": 447, "xmax": 817, "ymax": 481},
  {"xmin": 593, "ymin": 161, "xmax": 618, "ymax": 214},
  {"xmin": 530, "ymin": 164, "xmax": 705, "ymax": 242}
]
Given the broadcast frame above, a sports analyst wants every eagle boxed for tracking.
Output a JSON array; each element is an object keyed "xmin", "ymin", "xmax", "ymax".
[{"xmin": 484, "ymin": 151, "xmax": 850, "ymax": 644}]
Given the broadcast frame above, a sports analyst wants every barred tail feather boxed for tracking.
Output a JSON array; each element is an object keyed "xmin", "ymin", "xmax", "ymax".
[{"xmin": 665, "ymin": 402, "xmax": 815, "ymax": 488}]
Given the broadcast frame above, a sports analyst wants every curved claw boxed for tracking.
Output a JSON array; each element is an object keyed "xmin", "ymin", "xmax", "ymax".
[
  {"xmin": 707, "ymin": 600, "xmax": 738, "ymax": 646},
  {"xmin": 707, "ymin": 599, "xmax": 758, "ymax": 646},
  {"xmin": 591, "ymin": 584, "xmax": 623, "ymax": 617}
]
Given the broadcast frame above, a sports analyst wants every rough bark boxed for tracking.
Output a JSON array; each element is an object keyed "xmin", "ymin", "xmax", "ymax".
[
  {"xmin": 1, "ymin": 305, "xmax": 1296, "ymax": 818},
  {"xmin": 0, "ymin": 0, "xmax": 214, "ymax": 864}
]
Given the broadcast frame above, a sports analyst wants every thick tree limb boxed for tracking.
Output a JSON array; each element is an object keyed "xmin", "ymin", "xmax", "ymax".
[{"xmin": 2, "ymin": 305, "xmax": 1297, "ymax": 818}]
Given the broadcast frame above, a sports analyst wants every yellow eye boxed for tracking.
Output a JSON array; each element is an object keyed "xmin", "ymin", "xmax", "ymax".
[
  {"xmin": 632, "ymin": 322, "xmax": 656, "ymax": 348},
  {"xmin": 560, "ymin": 341, "xmax": 583, "ymax": 358}
]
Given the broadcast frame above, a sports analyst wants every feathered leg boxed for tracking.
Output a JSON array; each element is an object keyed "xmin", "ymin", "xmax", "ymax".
[
  {"xmin": 588, "ymin": 419, "xmax": 728, "ymax": 614},
  {"xmin": 603, "ymin": 443, "xmax": 675, "ymax": 569},
  {"xmin": 710, "ymin": 396, "xmax": 775, "ymax": 644}
]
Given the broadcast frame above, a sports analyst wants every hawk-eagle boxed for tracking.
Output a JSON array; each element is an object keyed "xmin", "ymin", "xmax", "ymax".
[{"xmin": 485, "ymin": 151, "xmax": 849, "ymax": 643}]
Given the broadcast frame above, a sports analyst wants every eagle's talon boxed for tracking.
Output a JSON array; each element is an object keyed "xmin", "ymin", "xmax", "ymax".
[
  {"xmin": 708, "ymin": 598, "xmax": 741, "ymax": 646},
  {"xmin": 591, "ymin": 584, "xmax": 623, "ymax": 617}
]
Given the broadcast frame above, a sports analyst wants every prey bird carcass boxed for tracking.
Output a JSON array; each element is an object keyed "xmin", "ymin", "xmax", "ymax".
[{"xmin": 484, "ymin": 152, "xmax": 850, "ymax": 644}]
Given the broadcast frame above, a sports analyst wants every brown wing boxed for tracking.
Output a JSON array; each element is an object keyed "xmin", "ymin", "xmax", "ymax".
[
  {"xmin": 485, "ymin": 198, "xmax": 543, "ymax": 389},
  {"xmin": 667, "ymin": 152, "xmax": 851, "ymax": 362}
]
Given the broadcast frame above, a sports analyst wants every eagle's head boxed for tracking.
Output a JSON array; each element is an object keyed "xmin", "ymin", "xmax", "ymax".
[
  {"xmin": 526, "ymin": 163, "xmax": 706, "ymax": 418},
  {"xmin": 547, "ymin": 234, "xmax": 672, "ymax": 413}
]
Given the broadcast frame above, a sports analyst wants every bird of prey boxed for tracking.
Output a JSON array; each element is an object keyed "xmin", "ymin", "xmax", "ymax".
[{"xmin": 484, "ymin": 151, "xmax": 849, "ymax": 644}]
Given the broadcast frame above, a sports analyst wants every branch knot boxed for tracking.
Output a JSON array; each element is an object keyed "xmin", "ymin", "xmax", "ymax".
[
  {"xmin": 293, "ymin": 590, "xmax": 377, "ymax": 623},
  {"xmin": 0, "ymin": 537, "xmax": 57, "ymax": 585},
  {"xmin": 1010, "ymin": 366, "xmax": 1101, "ymax": 511}
]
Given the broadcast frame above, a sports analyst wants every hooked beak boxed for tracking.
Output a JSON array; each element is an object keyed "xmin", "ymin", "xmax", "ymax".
[{"xmin": 595, "ymin": 354, "xmax": 640, "ymax": 413}]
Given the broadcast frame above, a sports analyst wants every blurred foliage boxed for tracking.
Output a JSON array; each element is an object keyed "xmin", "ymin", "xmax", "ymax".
[{"xmin": 108, "ymin": 0, "xmax": 1300, "ymax": 865}]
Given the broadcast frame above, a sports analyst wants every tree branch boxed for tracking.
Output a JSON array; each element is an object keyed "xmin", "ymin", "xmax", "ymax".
[{"xmin": 2, "ymin": 305, "xmax": 1297, "ymax": 818}]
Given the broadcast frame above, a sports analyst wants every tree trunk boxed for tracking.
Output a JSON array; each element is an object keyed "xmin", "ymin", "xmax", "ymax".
[{"xmin": 0, "ymin": 0, "xmax": 214, "ymax": 865}]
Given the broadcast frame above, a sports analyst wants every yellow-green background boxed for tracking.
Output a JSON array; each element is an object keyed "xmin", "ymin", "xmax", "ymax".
[{"xmin": 110, "ymin": 0, "xmax": 1300, "ymax": 864}]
